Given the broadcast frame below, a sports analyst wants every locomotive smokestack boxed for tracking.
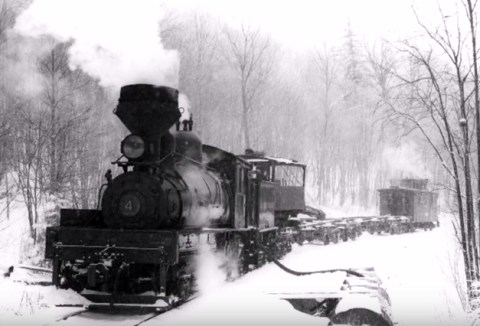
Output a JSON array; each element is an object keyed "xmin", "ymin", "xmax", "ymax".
[{"xmin": 115, "ymin": 84, "xmax": 181, "ymax": 137}]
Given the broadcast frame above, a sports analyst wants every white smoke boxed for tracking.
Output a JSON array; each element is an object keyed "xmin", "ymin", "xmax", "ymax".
[
  {"xmin": 1, "ymin": 33, "xmax": 47, "ymax": 97},
  {"xmin": 382, "ymin": 142, "xmax": 432, "ymax": 178},
  {"xmin": 194, "ymin": 235, "xmax": 228, "ymax": 295},
  {"xmin": 14, "ymin": 0, "xmax": 179, "ymax": 89}
]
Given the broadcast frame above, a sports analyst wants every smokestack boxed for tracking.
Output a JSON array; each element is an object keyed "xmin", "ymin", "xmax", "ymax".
[{"xmin": 115, "ymin": 84, "xmax": 181, "ymax": 137}]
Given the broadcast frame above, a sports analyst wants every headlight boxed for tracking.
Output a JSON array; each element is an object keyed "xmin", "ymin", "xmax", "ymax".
[{"xmin": 121, "ymin": 134, "xmax": 145, "ymax": 159}]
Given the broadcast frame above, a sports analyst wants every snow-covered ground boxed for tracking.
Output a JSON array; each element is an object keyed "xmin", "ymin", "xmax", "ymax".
[
  {"xmin": 152, "ymin": 213, "xmax": 468, "ymax": 326},
  {"xmin": 0, "ymin": 212, "xmax": 470, "ymax": 325}
]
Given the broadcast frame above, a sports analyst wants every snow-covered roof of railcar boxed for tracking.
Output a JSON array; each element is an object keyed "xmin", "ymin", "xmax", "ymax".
[
  {"xmin": 265, "ymin": 156, "xmax": 297, "ymax": 164},
  {"xmin": 244, "ymin": 158, "xmax": 270, "ymax": 163},
  {"xmin": 242, "ymin": 155, "xmax": 304, "ymax": 166}
]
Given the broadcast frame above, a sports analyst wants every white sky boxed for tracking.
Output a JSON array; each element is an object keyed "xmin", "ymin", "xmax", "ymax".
[
  {"xmin": 167, "ymin": 0, "xmax": 458, "ymax": 48},
  {"xmin": 13, "ymin": 0, "xmax": 460, "ymax": 88}
]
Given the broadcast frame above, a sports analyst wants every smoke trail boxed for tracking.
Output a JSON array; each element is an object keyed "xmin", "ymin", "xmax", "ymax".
[
  {"xmin": 14, "ymin": 0, "xmax": 179, "ymax": 89},
  {"xmin": 382, "ymin": 142, "xmax": 432, "ymax": 178}
]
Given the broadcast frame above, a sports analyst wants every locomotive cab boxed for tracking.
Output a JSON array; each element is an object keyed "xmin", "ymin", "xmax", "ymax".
[{"xmin": 240, "ymin": 149, "xmax": 306, "ymax": 226}]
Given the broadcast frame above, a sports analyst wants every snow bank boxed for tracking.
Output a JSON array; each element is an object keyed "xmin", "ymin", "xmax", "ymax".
[{"xmin": 0, "ymin": 278, "xmax": 89, "ymax": 325}]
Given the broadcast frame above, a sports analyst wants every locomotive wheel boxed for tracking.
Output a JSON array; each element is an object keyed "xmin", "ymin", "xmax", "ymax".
[
  {"xmin": 176, "ymin": 275, "xmax": 193, "ymax": 301},
  {"xmin": 330, "ymin": 308, "xmax": 392, "ymax": 326}
]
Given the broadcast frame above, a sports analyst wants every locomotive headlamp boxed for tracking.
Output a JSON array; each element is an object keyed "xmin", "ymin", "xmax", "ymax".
[{"xmin": 121, "ymin": 134, "xmax": 145, "ymax": 159}]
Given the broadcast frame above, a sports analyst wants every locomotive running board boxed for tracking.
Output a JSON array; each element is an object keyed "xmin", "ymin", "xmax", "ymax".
[
  {"xmin": 81, "ymin": 293, "xmax": 170, "ymax": 305},
  {"xmin": 55, "ymin": 294, "xmax": 199, "ymax": 314},
  {"xmin": 86, "ymin": 303, "xmax": 171, "ymax": 314}
]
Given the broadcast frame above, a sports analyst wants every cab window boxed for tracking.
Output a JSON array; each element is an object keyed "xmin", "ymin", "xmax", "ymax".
[{"xmin": 274, "ymin": 165, "xmax": 304, "ymax": 186}]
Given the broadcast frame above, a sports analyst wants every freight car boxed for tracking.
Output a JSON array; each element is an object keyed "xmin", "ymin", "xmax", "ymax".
[{"xmin": 44, "ymin": 84, "xmax": 393, "ymax": 326}]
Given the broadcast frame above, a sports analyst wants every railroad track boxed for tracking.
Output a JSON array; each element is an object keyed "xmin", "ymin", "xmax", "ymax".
[{"xmin": 42, "ymin": 296, "xmax": 198, "ymax": 326}]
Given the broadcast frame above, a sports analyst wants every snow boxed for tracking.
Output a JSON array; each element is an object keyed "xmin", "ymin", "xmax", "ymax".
[
  {"xmin": 265, "ymin": 156, "xmax": 298, "ymax": 164},
  {"xmin": 0, "ymin": 277, "xmax": 88, "ymax": 325},
  {"xmin": 0, "ymin": 200, "xmax": 31, "ymax": 270},
  {"xmin": 0, "ymin": 207, "xmax": 470, "ymax": 325},
  {"xmin": 152, "ymin": 212, "xmax": 467, "ymax": 326}
]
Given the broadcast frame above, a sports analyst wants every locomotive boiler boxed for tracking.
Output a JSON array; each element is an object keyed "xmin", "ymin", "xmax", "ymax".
[{"xmin": 102, "ymin": 84, "xmax": 229, "ymax": 230}]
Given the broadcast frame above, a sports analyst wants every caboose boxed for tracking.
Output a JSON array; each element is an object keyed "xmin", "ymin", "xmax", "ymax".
[{"xmin": 377, "ymin": 178, "xmax": 439, "ymax": 230}]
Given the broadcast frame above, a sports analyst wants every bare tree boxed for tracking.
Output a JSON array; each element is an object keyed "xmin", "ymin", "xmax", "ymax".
[
  {"xmin": 9, "ymin": 100, "xmax": 46, "ymax": 242},
  {"xmin": 464, "ymin": 0, "xmax": 480, "ymax": 271},
  {"xmin": 308, "ymin": 45, "xmax": 341, "ymax": 203},
  {"xmin": 382, "ymin": 5, "xmax": 480, "ymax": 294},
  {"xmin": 222, "ymin": 25, "xmax": 275, "ymax": 150}
]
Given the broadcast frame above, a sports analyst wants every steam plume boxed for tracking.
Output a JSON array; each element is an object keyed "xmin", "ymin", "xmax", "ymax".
[
  {"xmin": 382, "ymin": 142, "xmax": 431, "ymax": 178},
  {"xmin": 14, "ymin": 0, "xmax": 179, "ymax": 89}
]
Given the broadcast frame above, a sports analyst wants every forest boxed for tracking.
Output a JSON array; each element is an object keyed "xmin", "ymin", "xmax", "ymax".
[{"xmin": 0, "ymin": 0, "xmax": 480, "ymax": 312}]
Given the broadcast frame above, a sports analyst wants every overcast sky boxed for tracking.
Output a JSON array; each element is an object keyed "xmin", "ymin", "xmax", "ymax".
[
  {"xmin": 167, "ymin": 0, "xmax": 457, "ymax": 48},
  {"xmin": 13, "ymin": 0, "xmax": 460, "ymax": 89}
]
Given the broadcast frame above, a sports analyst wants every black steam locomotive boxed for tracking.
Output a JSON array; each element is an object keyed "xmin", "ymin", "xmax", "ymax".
[{"xmin": 44, "ymin": 84, "xmax": 306, "ymax": 305}]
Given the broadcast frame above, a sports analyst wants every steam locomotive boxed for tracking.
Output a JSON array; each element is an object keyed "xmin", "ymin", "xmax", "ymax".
[
  {"xmin": 44, "ymin": 84, "xmax": 398, "ymax": 326},
  {"xmin": 44, "ymin": 84, "xmax": 304, "ymax": 305}
]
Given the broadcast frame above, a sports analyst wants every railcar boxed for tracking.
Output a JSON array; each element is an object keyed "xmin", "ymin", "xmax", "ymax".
[{"xmin": 378, "ymin": 178, "xmax": 439, "ymax": 231}]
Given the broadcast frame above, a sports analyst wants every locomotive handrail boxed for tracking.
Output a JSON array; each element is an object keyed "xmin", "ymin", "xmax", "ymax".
[
  {"xmin": 111, "ymin": 151, "xmax": 221, "ymax": 173},
  {"xmin": 54, "ymin": 244, "xmax": 166, "ymax": 251}
]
